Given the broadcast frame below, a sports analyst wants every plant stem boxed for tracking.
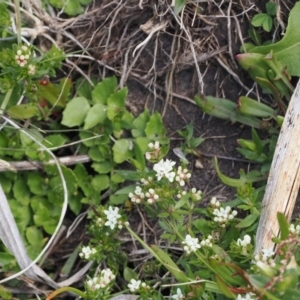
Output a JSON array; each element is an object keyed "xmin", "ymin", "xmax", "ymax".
[
  {"xmin": 13, "ymin": 0, "xmax": 21, "ymax": 44},
  {"xmin": 0, "ymin": 88, "xmax": 13, "ymax": 116},
  {"xmin": 45, "ymin": 286, "xmax": 87, "ymax": 300}
]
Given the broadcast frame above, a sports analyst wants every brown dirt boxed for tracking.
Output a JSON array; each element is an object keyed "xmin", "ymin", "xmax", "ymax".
[{"xmin": 8, "ymin": 0, "xmax": 298, "ymax": 297}]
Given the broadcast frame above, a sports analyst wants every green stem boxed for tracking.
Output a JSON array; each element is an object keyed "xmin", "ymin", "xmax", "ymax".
[
  {"xmin": 0, "ymin": 88, "xmax": 13, "ymax": 116},
  {"xmin": 13, "ymin": 0, "xmax": 21, "ymax": 44},
  {"xmin": 46, "ymin": 286, "xmax": 87, "ymax": 299}
]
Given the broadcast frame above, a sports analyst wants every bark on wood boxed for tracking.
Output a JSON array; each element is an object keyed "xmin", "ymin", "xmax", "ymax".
[{"xmin": 255, "ymin": 79, "xmax": 300, "ymax": 254}]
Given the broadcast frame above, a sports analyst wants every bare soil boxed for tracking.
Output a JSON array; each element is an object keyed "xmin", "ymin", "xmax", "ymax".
[{"xmin": 7, "ymin": 0, "xmax": 298, "ymax": 297}]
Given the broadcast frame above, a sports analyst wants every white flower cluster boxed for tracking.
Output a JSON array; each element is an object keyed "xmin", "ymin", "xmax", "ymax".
[
  {"xmin": 145, "ymin": 141, "xmax": 161, "ymax": 160},
  {"xmin": 236, "ymin": 292, "xmax": 256, "ymax": 300},
  {"xmin": 127, "ymin": 279, "xmax": 150, "ymax": 293},
  {"xmin": 145, "ymin": 188, "xmax": 159, "ymax": 204},
  {"xmin": 212, "ymin": 206, "xmax": 237, "ymax": 227},
  {"xmin": 289, "ymin": 223, "xmax": 300, "ymax": 235},
  {"xmin": 177, "ymin": 190, "xmax": 187, "ymax": 199},
  {"xmin": 129, "ymin": 186, "xmax": 145, "ymax": 203},
  {"xmin": 253, "ymin": 247, "xmax": 276, "ymax": 270},
  {"xmin": 15, "ymin": 45, "xmax": 36, "ymax": 74},
  {"xmin": 210, "ymin": 197, "xmax": 221, "ymax": 207},
  {"xmin": 86, "ymin": 268, "xmax": 115, "ymax": 290},
  {"xmin": 175, "ymin": 166, "xmax": 191, "ymax": 186},
  {"xmin": 140, "ymin": 176, "xmax": 153, "ymax": 185},
  {"xmin": 237, "ymin": 235, "xmax": 251, "ymax": 248},
  {"xmin": 103, "ymin": 206, "xmax": 122, "ymax": 230},
  {"xmin": 191, "ymin": 187, "xmax": 202, "ymax": 201},
  {"xmin": 182, "ymin": 234, "xmax": 201, "ymax": 254},
  {"xmin": 153, "ymin": 159, "xmax": 176, "ymax": 182},
  {"xmin": 200, "ymin": 235, "xmax": 213, "ymax": 247},
  {"xmin": 79, "ymin": 246, "xmax": 97, "ymax": 260},
  {"xmin": 172, "ymin": 288, "xmax": 185, "ymax": 300}
]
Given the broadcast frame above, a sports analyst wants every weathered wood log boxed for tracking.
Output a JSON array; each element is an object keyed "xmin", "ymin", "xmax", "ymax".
[{"xmin": 255, "ymin": 79, "xmax": 300, "ymax": 254}]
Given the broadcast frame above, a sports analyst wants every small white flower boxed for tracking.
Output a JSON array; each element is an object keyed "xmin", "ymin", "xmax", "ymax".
[
  {"xmin": 79, "ymin": 246, "xmax": 97, "ymax": 259},
  {"xmin": 128, "ymin": 279, "xmax": 141, "ymax": 292},
  {"xmin": 289, "ymin": 223, "xmax": 300, "ymax": 235},
  {"xmin": 236, "ymin": 292, "xmax": 256, "ymax": 300},
  {"xmin": 182, "ymin": 234, "xmax": 201, "ymax": 254},
  {"xmin": 212, "ymin": 206, "xmax": 237, "ymax": 226},
  {"xmin": 191, "ymin": 188, "xmax": 202, "ymax": 201},
  {"xmin": 28, "ymin": 64, "xmax": 36, "ymax": 75},
  {"xmin": 148, "ymin": 142, "xmax": 154, "ymax": 149},
  {"xmin": 262, "ymin": 247, "xmax": 275, "ymax": 258},
  {"xmin": 129, "ymin": 186, "xmax": 145, "ymax": 203},
  {"xmin": 17, "ymin": 50, "xmax": 22, "ymax": 55},
  {"xmin": 175, "ymin": 166, "xmax": 191, "ymax": 186},
  {"xmin": 210, "ymin": 197, "xmax": 220, "ymax": 207},
  {"xmin": 237, "ymin": 235, "xmax": 251, "ymax": 248},
  {"xmin": 86, "ymin": 268, "xmax": 115, "ymax": 291},
  {"xmin": 145, "ymin": 188, "xmax": 159, "ymax": 204},
  {"xmin": 172, "ymin": 288, "xmax": 185, "ymax": 299},
  {"xmin": 21, "ymin": 45, "xmax": 28, "ymax": 51},
  {"xmin": 153, "ymin": 141, "xmax": 160, "ymax": 149},
  {"xmin": 153, "ymin": 159, "xmax": 176, "ymax": 182},
  {"xmin": 104, "ymin": 206, "xmax": 121, "ymax": 230}
]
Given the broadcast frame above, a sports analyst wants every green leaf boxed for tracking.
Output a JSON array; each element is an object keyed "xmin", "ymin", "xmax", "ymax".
[
  {"xmin": 88, "ymin": 146, "xmax": 105, "ymax": 162},
  {"xmin": 215, "ymin": 276, "xmax": 236, "ymax": 298},
  {"xmin": 68, "ymin": 193, "xmax": 82, "ymax": 215},
  {"xmin": 109, "ymin": 194, "xmax": 128, "ymax": 205},
  {"xmin": 113, "ymin": 139, "xmax": 133, "ymax": 163},
  {"xmin": 45, "ymin": 165, "xmax": 78, "ymax": 196},
  {"xmin": 84, "ymin": 103, "xmax": 107, "ymax": 129},
  {"xmin": 91, "ymin": 175, "xmax": 110, "ymax": 192},
  {"xmin": 266, "ymin": 2, "xmax": 277, "ymax": 16},
  {"xmin": 174, "ymin": 0, "xmax": 186, "ymax": 14},
  {"xmin": 73, "ymin": 164, "xmax": 88, "ymax": 183},
  {"xmin": 123, "ymin": 267, "xmax": 138, "ymax": 282},
  {"xmin": 91, "ymin": 161, "xmax": 113, "ymax": 174},
  {"xmin": 114, "ymin": 185, "xmax": 136, "ymax": 195},
  {"xmin": 250, "ymin": 3, "xmax": 300, "ymax": 76},
  {"xmin": 132, "ymin": 109, "xmax": 150, "ymax": 137},
  {"xmin": 92, "ymin": 76, "xmax": 117, "ymax": 104},
  {"xmin": 238, "ymin": 96, "xmax": 276, "ymax": 118},
  {"xmin": 251, "ymin": 13, "xmax": 269, "ymax": 27},
  {"xmin": 7, "ymin": 104, "xmax": 39, "ymax": 119},
  {"xmin": 145, "ymin": 112, "xmax": 166, "ymax": 138},
  {"xmin": 236, "ymin": 214, "xmax": 259, "ymax": 228},
  {"xmin": 107, "ymin": 88, "xmax": 128, "ymax": 120},
  {"xmin": 75, "ymin": 77, "xmax": 95, "ymax": 99},
  {"xmin": 277, "ymin": 212, "xmax": 289, "ymax": 240},
  {"xmin": 61, "ymin": 97, "xmax": 90, "ymax": 127},
  {"xmin": 19, "ymin": 129, "xmax": 43, "ymax": 147},
  {"xmin": 13, "ymin": 178, "xmax": 30, "ymax": 204},
  {"xmin": 27, "ymin": 172, "xmax": 47, "ymax": 196},
  {"xmin": 9, "ymin": 200, "xmax": 31, "ymax": 231},
  {"xmin": 195, "ymin": 95, "xmax": 263, "ymax": 129},
  {"xmin": 115, "ymin": 170, "xmax": 144, "ymax": 181},
  {"xmin": 262, "ymin": 15, "xmax": 273, "ymax": 32},
  {"xmin": 43, "ymin": 134, "xmax": 68, "ymax": 149},
  {"xmin": 26, "ymin": 227, "xmax": 44, "ymax": 246},
  {"xmin": 49, "ymin": 0, "xmax": 82, "ymax": 15},
  {"xmin": 248, "ymin": 27, "xmax": 261, "ymax": 46},
  {"xmin": 36, "ymin": 78, "xmax": 71, "ymax": 107}
]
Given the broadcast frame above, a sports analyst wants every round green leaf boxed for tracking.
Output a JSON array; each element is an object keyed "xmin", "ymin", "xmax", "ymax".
[
  {"xmin": 62, "ymin": 97, "xmax": 90, "ymax": 127},
  {"xmin": 84, "ymin": 103, "xmax": 107, "ymax": 129},
  {"xmin": 113, "ymin": 139, "xmax": 133, "ymax": 163}
]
